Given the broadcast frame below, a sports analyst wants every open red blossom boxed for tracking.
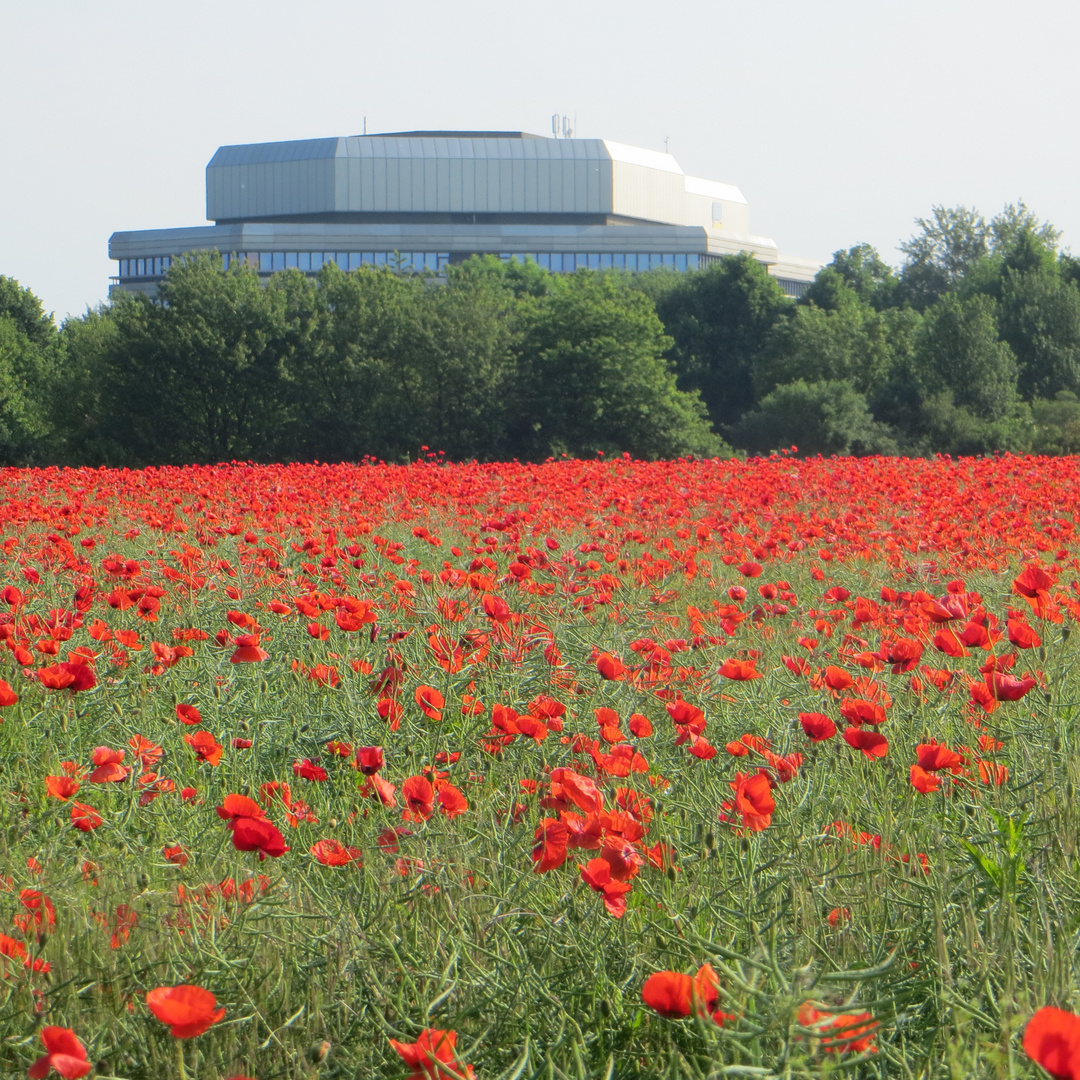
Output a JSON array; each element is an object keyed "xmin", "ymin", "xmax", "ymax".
[
  {"xmin": 230, "ymin": 634, "xmax": 268, "ymax": 663},
  {"xmin": 727, "ymin": 771, "xmax": 775, "ymax": 832},
  {"xmin": 916, "ymin": 742, "xmax": 963, "ymax": 773},
  {"xmin": 909, "ymin": 765, "xmax": 942, "ymax": 794},
  {"xmin": 27, "ymin": 1026, "xmax": 91, "ymax": 1080},
  {"xmin": 579, "ymin": 857, "xmax": 633, "ymax": 918},
  {"xmin": 839, "ymin": 698, "xmax": 887, "ymax": 727},
  {"xmin": 185, "ymin": 730, "xmax": 224, "ymax": 766},
  {"xmin": 988, "ymin": 671, "xmax": 1037, "ymax": 702},
  {"xmin": 45, "ymin": 775, "xmax": 80, "ymax": 800},
  {"xmin": 389, "ymin": 1028, "xmax": 475, "ymax": 1080},
  {"xmin": 0, "ymin": 678, "xmax": 18, "ymax": 707},
  {"xmin": 310, "ymin": 838, "xmax": 363, "ymax": 866},
  {"xmin": 293, "ymin": 758, "xmax": 328, "ymax": 781},
  {"xmin": 70, "ymin": 802, "xmax": 103, "ymax": 831},
  {"xmin": 718, "ymin": 657, "xmax": 763, "ymax": 681},
  {"xmin": 799, "ymin": 712, "xmax": 837, "ymax": 741},
  {"xmin": 595, "ymin": 652, "xmax": 626, "ymax": 680},
  {"xmin": 797, "ymin": 1002, "xmax": 878, "ymax": 1054},
  {"xmin": 402, "ymin": 775, "xmax": 436, "ymax": 821},
  {"xmin": 1023, "ymin": 1006, "xmax": 1080, "ymax": 1079},
  {"xmin": 842, "ymin": 727, "xmax": 889, "ymax": 759},
  {"xmin": 230, "ymin": 817, "xmax": 289, "ymax": 859},
  {"xmin": 146, "ymin": 984, "xmax": 226, "ymax": 1039},
  {"xmin": 415, "ymin": 684, "xmax": 445, "ymax": 721},
  {"xmin": 216, "ymin": 793, "xmax": 267, "ymax": 821},
  {"xmin": 641, "ymin": 964, "xmax": 721, "ymax": 1020},
  {"xmin": 36, "ymin": 662, "xmax": 96, "ymax": 693},
  {"xmin": 175, "ymin": 703, "xmax": 202, "ymax": 725}
]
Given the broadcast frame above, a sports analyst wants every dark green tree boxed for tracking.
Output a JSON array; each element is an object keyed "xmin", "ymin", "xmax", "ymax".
[
  {"xmin": 648, "ymin": 255, "xmax": 790, "ymax": 429},
  {"xmin": 511, "ymin": 271, "xmax": 724, "ymax": 460},
  {"xmin": 803, "ymin": 245, "xmax": 899, "ymax": 311},
  {"xmin": 910, "ymin": 293, "xmax": 1018, "ymax": 420},
  {"xmin": 91, "ymin": 252, "xmax": 303, "ymax": 463},
  {"xmin": 726, "ymin": 379, "xmax": 897, "ymax": 457},
  {"xmin": 899, "ymin": 206, "xmax": 990, "ymax": 310}
]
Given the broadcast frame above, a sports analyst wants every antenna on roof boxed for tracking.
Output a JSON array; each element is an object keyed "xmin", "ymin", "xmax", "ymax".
[
  {"xmin": 363, "ymin": 116, "xmax": 367, "ymax": 136},
  {"xmin": 664, "ymin": 136, "xmax": 669, "ymax": 155},
  {"xmin": 551, "ymin": 113, "xmax": 573, "ymax": 139}
]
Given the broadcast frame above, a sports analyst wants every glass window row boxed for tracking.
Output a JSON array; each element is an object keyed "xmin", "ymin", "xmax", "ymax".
[
  {"xmin": 119, "ymin": 250, "xmax": 712, "ymax": 279},
  {"xmin": 500, "ymin": 252, "xmax": 699, "ymax": 272}
]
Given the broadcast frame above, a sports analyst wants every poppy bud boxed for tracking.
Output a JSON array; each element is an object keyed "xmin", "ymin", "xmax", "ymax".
[
  {"xmin": 305, "ymin": 1040, "xmax": 331, "ymax": 1065},
  {"xmin": 1054, "ymin": 737, "xmax": 1062, "ymax": 752},
  {"xmin": 740, "ymin": 838, "xmax": 750, "ymax": 853},
  {"xmin": 666, "ymin": 866, "xmax": 676, "ymax": 883},
  {"xmin": 137, "ymin": 873, "xmax": 150, "ymax": 890},
  {"xmin": 599, "ymin": 999, "xmax": 611, "ymax": 1018}
]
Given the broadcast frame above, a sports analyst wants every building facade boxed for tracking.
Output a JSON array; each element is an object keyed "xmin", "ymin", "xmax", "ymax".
[{"xmin": 109, "ymin": 130, "xmax": 819, "ymax": 296}]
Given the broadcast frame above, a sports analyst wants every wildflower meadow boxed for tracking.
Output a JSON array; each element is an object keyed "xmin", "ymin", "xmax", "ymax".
[{"xmin": 3, "ymin": 453, "xmax": 1080, "ymax": 1079}]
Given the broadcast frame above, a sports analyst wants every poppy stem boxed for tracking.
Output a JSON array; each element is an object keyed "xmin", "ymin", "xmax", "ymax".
[{"xmin": 176, "ymin": 1039, "xmax": 188, "ymax": 1080}]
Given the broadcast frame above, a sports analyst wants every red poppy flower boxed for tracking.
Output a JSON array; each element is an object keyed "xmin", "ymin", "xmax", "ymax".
[
  {"xmin": 293, "ymin": 758, "xmax": 328, "ymax": 781},
  {"xmin": 915, "ymin": 742, "xmax": 963, "ymax": 773},
  {"xmin": 230, "ymin": 634, "xmax": 268, "ymax": 663},
  {"xmin": 27, "ymin": 1026, "xmax": 91, "ymax": 1079},
  {"xmin": 628, "ymin": 713, "xmax": 652, "ymax": 738},
  {"xmin": 797, "ymin": 1002, "xmax": 878, "ymax": 1054},
  {"xmin": 310, "ymin": 838, "xmax": 363, "ymax": 866},
  {"xmin": 70, "ymin": 802, "xmax": 103, "ymax": 831},
  {"xmin": 0, "ymin": 679, "xmax": 18, "ymax": 707},
  {"xmin": 216, "ymin": 793, "xmax": 266, "ymax": 822},
  {"xmin": 718, "ymin": 658, "xmax": 763, "ymax": 681},
  {"xmin": 88, "ymin": 747, "xmax": 129, "ymax": 783},
  {"xmin": 909, "ymin": 765, "xmax": 942, "ymax": 794},
  {"xmin": 842, "ymin": 727, "xmax": 888, "ymax": 759},
  {"xmin": 988, "ymin": 672, "xmax": 1037, "ymax": 702},
  {"xmin": 839, "ymin": 698, "xmax": 887, "ymax": 727},
  {"xmin": 45, "ymin": 775, "xmax": 81, "ymax": 800},
  {"xmin": 437, "ymin": 783, "xmax": 468, "ymax": 818},
  {"xmin": 595, "ymin": 652, "xmax": 626, "ymax": 680},
  {"xmin": 389, "ymin": 1028, "xmax": 475, "ymax": 1080},
  {"xmin": 1024, "ymin": 1006, "xmax": 1080, "ymax": 1079},
  {"xmin": 579, "ymin": 857, "xmax": 633, "ymax": 918},
  {"xmin": 36, "ymin": 662, "xmax": 96, "ymax": 693},
  {"xmin": 532, "ymin": 818, "xmax": 569, "ymax": 872},
  {"xmin": 641, "ymin": 964, "xmax": 721, "ymax": 1020},
  {"xmin": 230, "ymin": 817, "xmax": 289, "ymax": 859},
  {"xmin": 415, "ymin": 684, "xmax": 445, "ymax": 721},
  {"xmin": 402, "ymin": 775, "xmax": 436, "ymax": 821},
  {"xmin": 185, "ymin": 730, "xmax": 224, "ymax": 766},
  {"xmin": 799, "ymin": 712, "xmax": 836, "ymax": 741},
  {"xmin": 146, "ymin": 984, "xmax": 226, "ymax": 1038},
  {"xmin": 176, "ymin": 703, "xmax": 202, "ymax": 725},
  {"xmin": 727, "ymin": 771, "xmax": 775, "ymax": 832}
]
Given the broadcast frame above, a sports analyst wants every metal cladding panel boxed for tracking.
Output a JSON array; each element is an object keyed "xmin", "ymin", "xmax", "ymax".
[{"xmin": 435, "ymin": 157, "xmax": 451, "ymax": 212}]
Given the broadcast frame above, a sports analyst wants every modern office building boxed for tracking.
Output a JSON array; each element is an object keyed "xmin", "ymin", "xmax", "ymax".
[{"xmin": 109, "ymin": 130, "xmax": 820, "ymax": 296}]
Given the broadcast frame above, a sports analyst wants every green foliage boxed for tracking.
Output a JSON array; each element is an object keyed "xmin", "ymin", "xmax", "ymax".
[
  {"xmin": 649, "ymin": 255, "xmax": 791, "ymax": 429},
  {"xmin": 1030, "ymin": 391, "xmax": 1080, "ymax": 455},
  {"xmin": 0, "ymin": 273, "xmax": 56, "ymax": 346},
  {"xmin": 899, "ymin": 205, "xmax": 991, "ymax": 310},
  {"xmin": 803, "ymin": 244, "xmax": 899, "ymax": 311},
  {"xmin": 726, "ymin": 379, "xmax": 897, "ymax": 457},
  {"xmin": 511, "ymin": 271, "xmax": 726, "ymax": 460},
  {"xmin": 910, "ymin": 293, "xmax": 1019, "ymax": 421},
  {"xmin": 754, "ymin": 281, "xmax": 920, "ymax": 402}
]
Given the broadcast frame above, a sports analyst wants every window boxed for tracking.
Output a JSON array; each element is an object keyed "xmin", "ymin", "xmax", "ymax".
[
  {"xmin": 285, "ymin": 252, "xmax": 298, "ymax": 269},
  {"xmin": 600, "ymin": 253, "xmax": 613, "ymax": 269},
  {"xmin": 587, "ymin": 253, "xmax": 600, "ymax": 270},
  {"xmin": 662, "ymin": 254, "xmax": 675, "ymax": 268},
  {"xmin": 260, "ymin": 252, "xmax": 272, "ymax": 271},
  {"xmin": 298, "ymin": 252, "xmax": 310, "ymax": 271},
  {"xmin": 675, "ymin": 253, "xmax": 688, "ymax": 271}
]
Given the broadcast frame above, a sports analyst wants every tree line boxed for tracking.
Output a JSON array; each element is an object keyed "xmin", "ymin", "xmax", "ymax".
[{"xmin": 3, "ymin": 200, "xmax": 1080, "ymax": 465}]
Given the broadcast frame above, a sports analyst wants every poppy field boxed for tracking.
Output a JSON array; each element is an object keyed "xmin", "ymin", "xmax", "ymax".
[{"xmin": 4, "ymin": 453, "xmax": 1080, "ymax": 1079}]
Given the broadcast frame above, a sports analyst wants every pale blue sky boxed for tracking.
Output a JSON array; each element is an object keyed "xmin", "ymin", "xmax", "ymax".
[{"xmin": 2, "ymin": 0, "xmax": 1077, "ymax": 320}]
